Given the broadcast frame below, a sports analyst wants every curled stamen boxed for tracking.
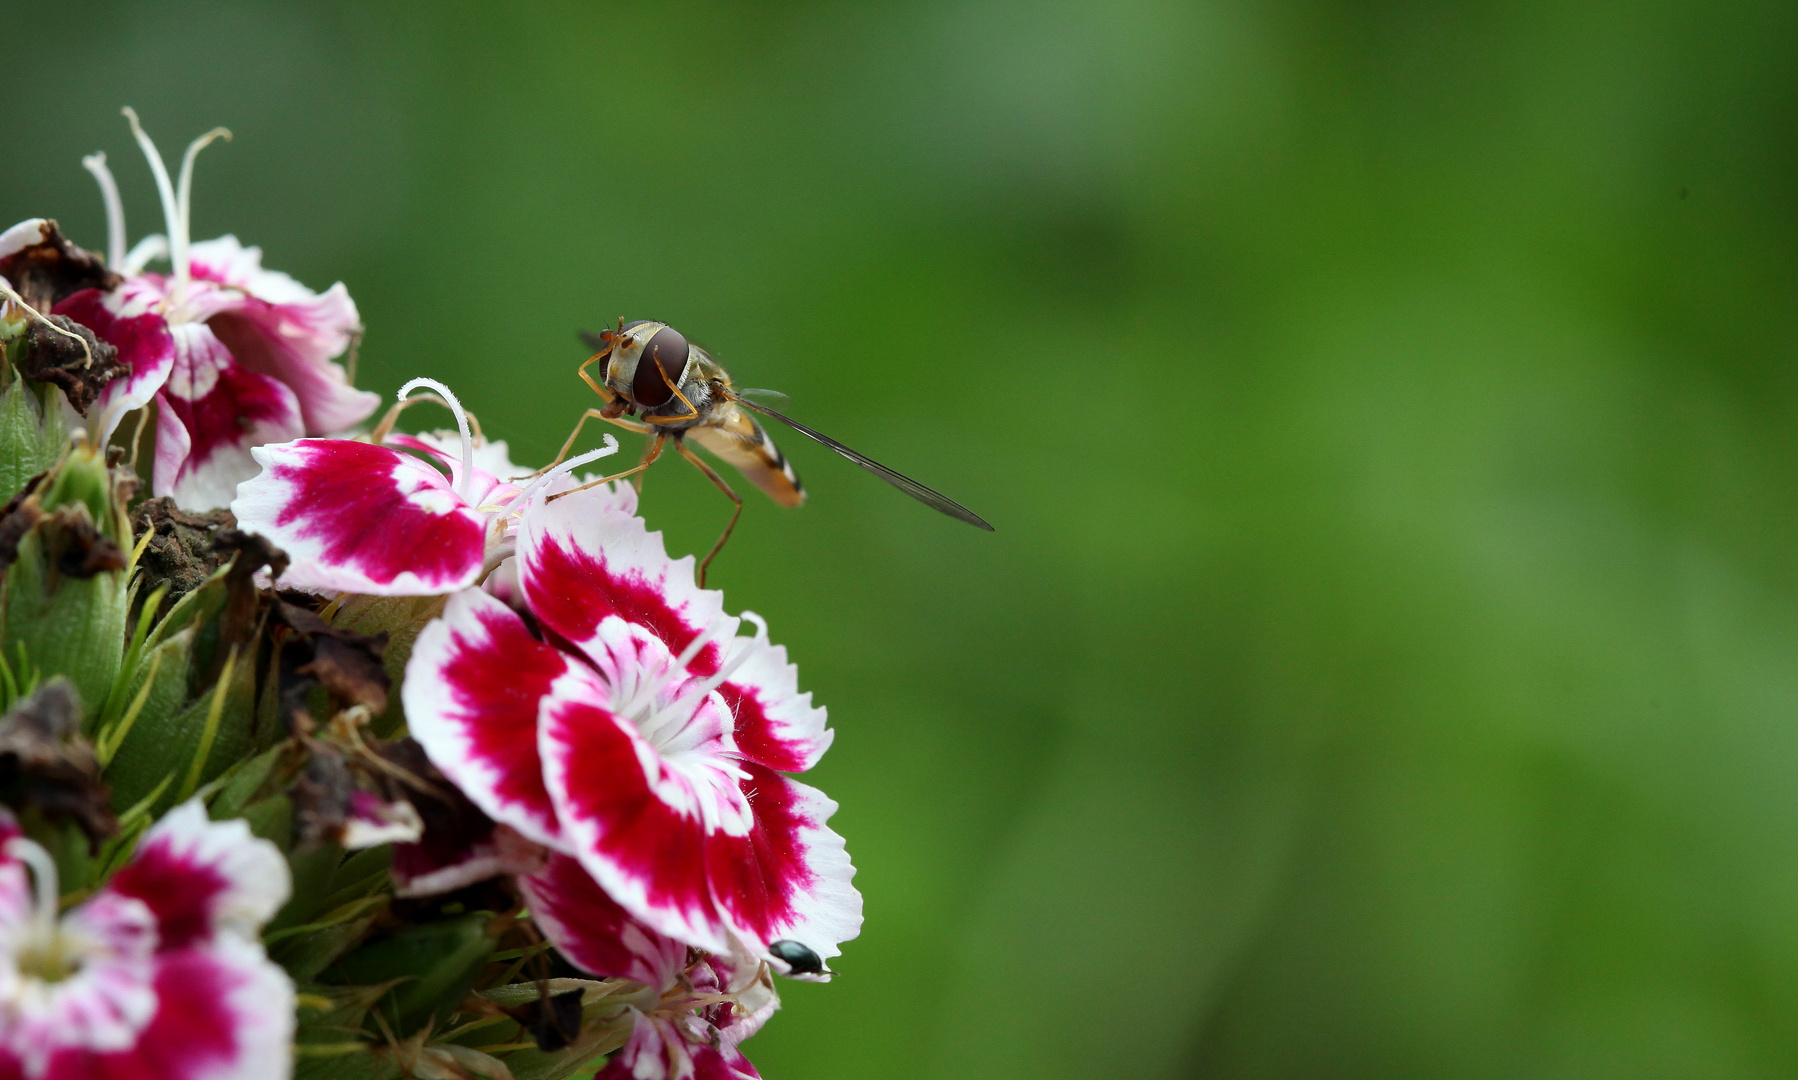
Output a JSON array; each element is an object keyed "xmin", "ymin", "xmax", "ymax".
[
  {"xmin": 5, "ymin": 837, "xmax": 59, "ymax": 934},
  {"xmin": 122, "ymin": 234, "xmax": 168, "ymax": 276},
  {"xmin": 81, "ymin": 152, "xmax": 126, "ymax": 269},
  {"xmin": 624, "ymin": 621, "xmax": 728, "ymax": 725},
  {"xmin": 175, "ymin": 126, "xmax": 231, "ymax": 295},
  {"xmin": 122, "ymin": 108, "xmax": 182, "ymax": 306},
  {"xmin": 396, "ymin": 378, "xmax": 475, "ymax": 501}
]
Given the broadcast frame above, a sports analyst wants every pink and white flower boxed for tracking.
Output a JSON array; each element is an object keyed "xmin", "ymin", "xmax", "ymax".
[
  {"xmin": 231, "ymin": 378, "xmax": 620, "ymax": 596},
  {"xmin": 401, "ymin": 483, "xmax": 861, "ymax": 971},
  {"xmin": 50, "ymin": 110, "xmax": 378, "ymax": 509},
  {"xmin": 0, "ymin": 801, "xmax": 293, "ymax": 1080},
  {"xmin": 521, "ymin": 854, "xmax": 774, "ymax": 1080}
]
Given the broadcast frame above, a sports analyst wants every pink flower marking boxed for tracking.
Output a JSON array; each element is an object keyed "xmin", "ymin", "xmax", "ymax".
[
  {"xmin": 231, "ymin": 378, "xmax": 625, "ymax": 597},
  {"xmin": 403, "ymin": 485, "xmax": 861, "ymax": 969},
  {"xmin": 233, "ymin": 439, "xmax": 491, "ymax": 596},
  {"xmin": 0, "ymin": 802, "xmax": 292, "ymax": 1080},
  {"xmin": 520, "ymin": 855, "xmax": 773, "ymax": 1080},
  {"xmin": 54, "ymin": 114, "xmax": 376, "ymax": 509}
]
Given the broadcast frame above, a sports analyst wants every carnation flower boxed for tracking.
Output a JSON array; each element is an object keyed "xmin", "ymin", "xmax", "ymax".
[
  {"xmin": 401, "ymin": 480, "xmax": 861, "ymax": 969},
  {"xmin": 521, "ymin": 853, "xmax": 775, "ymax": 1080},
  {"xmin": 0, "ymin": 801, "xmax": 292, "ymax": 1079},
  {"xmin": 231, "ymin": 378, "xmax": 620, "ymax": 596},
  {"xmin": 49, "ymin": 110, "xmax": 377, "ymax": 509}
]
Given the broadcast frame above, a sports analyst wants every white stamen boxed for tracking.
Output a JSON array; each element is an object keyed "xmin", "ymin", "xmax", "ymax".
[
  {"xmin": 664, "ymin": 612, "xmax": 767, "ymax": 723},
  {"xmin": 81, "ymin": 152, "xmax": 126, "ymax": 269},
  {"xmin": 624, "ymin": 621, "xmax": 726, "ymax": 725},
  {"xmin": 122, "ymin": 234, "xmax": 168, "ymax": 276},
  {"xmin": 175, "ymin": 126, "xmax": 231, "ymax": 294},
  {"xmin": 635, "ymin": 613, "xmax": 770, "ymax": 749},
  {"xmin": 4, "ymin": 837, "xmax": 60, "ymax": 934},
  {"xmin": 497, "ymin": 437, "xmax": 621, "ymax": 516},
  {"xmin": 397, "ymin": 378, "xmax": 476, "ymax": 501},
  {"xmin": 122, "ymin": 108, "xmax": 182, "ymax": 305}
]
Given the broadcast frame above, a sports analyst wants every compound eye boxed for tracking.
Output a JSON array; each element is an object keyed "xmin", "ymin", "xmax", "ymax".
[{"xmin": 632, "ymin": 325, "xmax": 689, "ymax": 407}]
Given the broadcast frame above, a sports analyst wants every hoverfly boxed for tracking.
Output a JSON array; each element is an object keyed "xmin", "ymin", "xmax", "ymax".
[{"xmin": 546, "ymin": 320, "xmax": 992, "ymax": 585}]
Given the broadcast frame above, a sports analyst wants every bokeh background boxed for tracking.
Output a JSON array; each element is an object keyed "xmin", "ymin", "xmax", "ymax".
[{"xmin": 7, "ymin": 1, "xmax": 1798, "ymax": 1076}]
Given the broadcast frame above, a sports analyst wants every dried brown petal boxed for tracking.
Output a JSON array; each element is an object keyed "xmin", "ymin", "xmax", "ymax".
[
  {"xmin": 130, "ymin": 499, "xmax": 235, "ymax": 611},
  {"xmin": 213, "ymin": 528, "xmax": 288, "ymax": 654},
  {"xmin": 0, "ymin": 679, "xmax": 117, "ymax": 848},
  {"xmin": 271, "ymin": 601, "xmax": 388, "ymax": 734},
  {"xmin": 17, "ymin": 315, "xmax": 125, "ymax": 415},
  {"xmin": 0, "ymin": 221, "xmax": 119, "ymax": 312}
]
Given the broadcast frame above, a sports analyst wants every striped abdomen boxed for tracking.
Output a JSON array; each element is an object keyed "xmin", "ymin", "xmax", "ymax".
[{"xmin": 688, "ymin": 405, "xmax": 806, "ymax": 507}]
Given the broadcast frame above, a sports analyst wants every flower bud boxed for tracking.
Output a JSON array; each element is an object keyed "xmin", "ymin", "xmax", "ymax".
[
  {"xmin": 0, "ymin": 361, "xmax": 67, "ymax": 504},
  {"xmin": 0, "ymin": 443, "xmax": 131, "ymax": 722}
]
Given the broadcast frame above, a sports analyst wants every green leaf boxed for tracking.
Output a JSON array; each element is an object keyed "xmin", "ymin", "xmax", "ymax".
[{"xmin": 327, "ymin": 913, "xmax": 501, "ymax": 1037}]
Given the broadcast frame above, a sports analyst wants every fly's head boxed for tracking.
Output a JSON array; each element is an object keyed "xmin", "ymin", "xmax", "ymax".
[{"xmin": 599, "ymin": 320, "xmax": 691, "ymax": 411}]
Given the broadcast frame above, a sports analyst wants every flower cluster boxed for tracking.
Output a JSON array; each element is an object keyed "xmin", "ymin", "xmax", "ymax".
[{"xmin": 0, "ymin": 112, "xmax": 862, "ymax": 1079}]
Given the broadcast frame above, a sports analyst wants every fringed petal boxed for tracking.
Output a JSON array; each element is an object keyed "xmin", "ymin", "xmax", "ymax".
[
  {"xmin": 230, "ymin": 439, "xmax": 488, "ymax": 595},
  {"xmin": 154, "ymin": 323, "xmax": 302, "ymax": 510},
  {"xmin": 403, "ymin": 588, "xmax": 577, "ymax": 850}
]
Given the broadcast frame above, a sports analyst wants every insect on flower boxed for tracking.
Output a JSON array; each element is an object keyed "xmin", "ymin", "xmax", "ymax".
[{"xmin": 549, "ymin": 320, "xmax": 993, "ymax": 584}]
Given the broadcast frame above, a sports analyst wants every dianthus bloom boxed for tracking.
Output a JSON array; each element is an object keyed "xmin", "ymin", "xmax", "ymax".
[
  {"xmin": 524, "ymin": 854, "xmax": 774, "ymax": 1079},
  {"xmin": 0, "ymin": 802, "xmax": 293, "ymax": 1080},
  {"xmin": 402, "ymin": 483, "xmax": 860, "ymax": 969},
  {"xmin": 48, "ymin": 110, "xmax": 375, "ymax": 509},
  {"xmin": 231, "ymin": 378, "xmax": 619, "ymax": 595}
]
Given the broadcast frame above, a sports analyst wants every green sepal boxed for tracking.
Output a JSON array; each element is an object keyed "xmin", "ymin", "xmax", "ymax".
[
  {"xmin": 1, "ymin": 529, "xmax": 125, "ymax": 723},
  {"xmin": 207, "ymin": 743, "xmax": 296, "ymax": 821},
  {"xmin": 0, "ymin": 377, "xmax": 64, "ymax": 500},
  {"xmin": 36, "ymin": 444, "xmax": 124, "ymax": 544},
  {"xmin": 271, "ymin": 838, "xmax": 345, "ymax": 934},
  {"xmin": 293, "ymin": 982, "xmax": 406, "ymax": 1080},
  {"xmin": 327, "ymin": 913, "xmax": 502, "ymax": 1037},
  {"xmin": 101, "ymin": 628, "xmax": 265, "ymax": 815},
  {"xmin": 276, "ymin": 902, "xmax": 388, "ymax": 983},
  {"xmin": 240, "ymin": 793, "xmax": 294, "ymax": 849}
]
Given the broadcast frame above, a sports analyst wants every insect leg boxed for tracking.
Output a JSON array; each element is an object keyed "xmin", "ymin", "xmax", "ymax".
[
  {"xmin": 641, "ymin": 353, "xmax": 702, "ymax": 426},
  {"xmin": 546, "ymin": 433, "xmax": 667, "ymax": 501},
  {"xmin": 531, "ymin": 409, "xmax": 653, "ymax": 477},
  {"xmin": 576, "ymin": 348, "xmax": 614, "ymax": 400},
  {"xmin": 676, "ymin": 440, "xmax": 743, "ymax": 589}
]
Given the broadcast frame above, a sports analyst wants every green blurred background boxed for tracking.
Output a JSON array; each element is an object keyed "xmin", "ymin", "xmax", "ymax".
[{"xmin": 7, "ymin": 1, "xmax": 1798, "ymax": 1075}]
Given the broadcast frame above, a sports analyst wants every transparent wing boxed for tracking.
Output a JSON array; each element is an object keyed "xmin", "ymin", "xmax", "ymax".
[
  {"xmin": 736, "ymin": 387, "xmax": 791, "ymax": 404},
  {"xmin": 735, "ymin": 399, "xmax": 995, "ymax": 531}
]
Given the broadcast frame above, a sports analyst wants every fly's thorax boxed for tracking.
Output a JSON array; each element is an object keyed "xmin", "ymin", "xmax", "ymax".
[{"xmin": 606, "ymin": 320, "xmax": 693, "ymax": 409}]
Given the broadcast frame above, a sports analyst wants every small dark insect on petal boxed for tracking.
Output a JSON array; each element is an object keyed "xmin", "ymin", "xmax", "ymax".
[{"xmin": 769, "ymin": 939, "xmax": 824, "ymax": 976}]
